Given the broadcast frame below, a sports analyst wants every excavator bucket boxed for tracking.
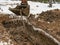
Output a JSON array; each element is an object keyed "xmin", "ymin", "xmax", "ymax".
[{"xmin": 9, "ymin": 0, "xmax": 30, "ymax": 16}]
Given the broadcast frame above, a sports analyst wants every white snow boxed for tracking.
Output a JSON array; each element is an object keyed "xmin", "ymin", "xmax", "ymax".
[
  {"xmin": 0, "ymin": 40, "xmax": 13, "ymax": 45},
  {"xmin": 28, "ymin": 1, "xmax": 60, "ymax": 14},
  {"xmin": 0, "ymin": 1, "xmax": 60, "ymax": 14}
]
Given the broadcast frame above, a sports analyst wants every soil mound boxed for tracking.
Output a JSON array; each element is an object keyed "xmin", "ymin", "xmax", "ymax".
[{"xmin": 38, "ymin": 9, "xmax": 60, "ymax": 22}]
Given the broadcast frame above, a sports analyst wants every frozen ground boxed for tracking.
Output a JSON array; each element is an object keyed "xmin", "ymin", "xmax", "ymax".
[{"xmin": 0, "ymin": 1, "xmax": 60, "ymax": 14}]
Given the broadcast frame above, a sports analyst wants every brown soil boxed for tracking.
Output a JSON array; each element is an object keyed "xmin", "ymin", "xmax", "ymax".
[
  {"xmin": 0, "ymin": 13, "xmax": 58, "ymax": 45},
  {"xmin": 28, "ymin": 9, "xmax": 60, "ymax": 42},
  {"xmin": 38, "ymin": 9, "xmax": 60, "ymax": 22}
]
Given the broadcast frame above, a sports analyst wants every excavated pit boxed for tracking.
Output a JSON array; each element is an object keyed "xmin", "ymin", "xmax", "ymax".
[{"xmin": 0, "ymin": 14, "xmax": 58, "ymax": 45}]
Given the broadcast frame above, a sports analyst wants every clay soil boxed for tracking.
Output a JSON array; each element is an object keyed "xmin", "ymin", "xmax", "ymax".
[
  {"xmin": 28, "ymin": 9, "xmax": 60, "ymax": 42},
  {"xmin": 0, "ymin": 13, "xmax": 58, "ymax": 45}
]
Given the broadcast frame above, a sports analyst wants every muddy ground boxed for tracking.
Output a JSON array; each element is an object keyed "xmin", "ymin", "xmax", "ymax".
[
  {"xmin": 0, "ymin": 13, "xmax": 58, "ymax": 45},
  {"xmin": 28, "ymin": 9, "xmax": 60, "ymax": 42}
]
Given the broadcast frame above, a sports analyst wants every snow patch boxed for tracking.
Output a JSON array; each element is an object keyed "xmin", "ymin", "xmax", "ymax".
[
  {"xmin": 0, "ymin": 40, "xmax": 13, "ymax": 45},
  {"xmin": 28, "ymin": 1, "xmax": 60, "ymax": 14},
  {"xmin": 0, "ymin": 1, "xmax": 60, "ymax": 14}
]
